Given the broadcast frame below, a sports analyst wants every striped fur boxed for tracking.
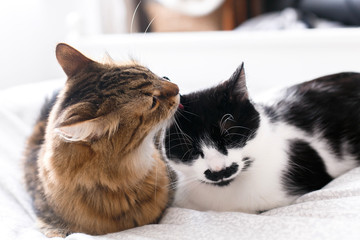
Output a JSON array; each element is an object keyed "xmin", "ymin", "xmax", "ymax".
[{"xmin": 23, "ymin": 43, "xmax": 179, "ymax": 237}]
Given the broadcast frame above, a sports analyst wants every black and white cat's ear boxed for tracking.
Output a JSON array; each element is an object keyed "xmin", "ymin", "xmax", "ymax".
[
  {"xmin": 226, "ymin": 63, "xmax": 249, "ymax": 100},
  {"xmin": 56, "ymin": 43, "xmax": 94, "ymax": 78}
]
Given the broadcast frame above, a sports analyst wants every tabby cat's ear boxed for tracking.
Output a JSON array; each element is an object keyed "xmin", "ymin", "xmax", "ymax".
[
  {"xmin": 56, "ymin": 43, "xmax": 94, "ymax": 77},
  {"xmin": 55, "ymin": 118, "xmax": 117, "ymax": 142},
  {"xmin": 55, "ymin": 113, "xmax": 119, "ymax": 142},
  {"xmin": 226, "ymin": 63, "xmax": 248, "ymax": 100}
]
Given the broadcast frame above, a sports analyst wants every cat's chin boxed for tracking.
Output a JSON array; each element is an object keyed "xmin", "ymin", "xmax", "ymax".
[{"xmin": 200, "ymin": 178, "xmax": 235, "ymax": 187}]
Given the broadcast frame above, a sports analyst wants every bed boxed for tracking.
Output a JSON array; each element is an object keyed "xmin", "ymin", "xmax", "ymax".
[{"xmin": 1, "ymin": 29, "xmax": 360, "ymax": 239}]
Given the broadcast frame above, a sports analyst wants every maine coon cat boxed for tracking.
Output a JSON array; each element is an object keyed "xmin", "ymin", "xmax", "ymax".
[
  {"xmin": 164, "ymin": 64, "xmax": 360, "ymax": 213},
  {"xmin": 23, "ymin": 43, "xmax": 180, "ymax": 237}
]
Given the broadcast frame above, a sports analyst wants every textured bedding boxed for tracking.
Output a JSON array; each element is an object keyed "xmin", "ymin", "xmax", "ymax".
[{"xmin": 1, "ymin": 80, "xmax": 360, "ymax": 240}]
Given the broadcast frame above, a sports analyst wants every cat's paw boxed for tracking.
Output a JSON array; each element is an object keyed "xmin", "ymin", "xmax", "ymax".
[{"xmin": 37, "ymin": 219, "xmax": 71, "ymax": 238}]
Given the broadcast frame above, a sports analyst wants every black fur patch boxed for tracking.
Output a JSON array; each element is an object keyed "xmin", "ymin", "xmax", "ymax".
[{"xmin": 283, "ymin": 139, "xmax": 333, "ymax": 196}]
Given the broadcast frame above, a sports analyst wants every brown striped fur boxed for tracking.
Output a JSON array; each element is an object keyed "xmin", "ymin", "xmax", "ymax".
[{"xmin": 23, "ymin": 43, "xmax": 179, "ymax": 237}]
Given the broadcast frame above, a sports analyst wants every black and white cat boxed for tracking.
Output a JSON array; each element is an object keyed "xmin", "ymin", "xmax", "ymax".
[{"xmin": 164, "ymin": 64, "xmax": 360, "ymax": 213}]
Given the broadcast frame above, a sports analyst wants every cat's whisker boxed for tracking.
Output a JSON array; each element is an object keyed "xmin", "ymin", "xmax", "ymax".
[
  {"xmin": 171, "ymin": 120, "xmax": 194, "ymax": 152},
  {"xmin": 179, "ymin": 180, "xmax": 202, "ymax": 200},
  {"xmin": 130, "ymin": 1, "xmax": 142, "ymax": 34},
  {"xmin": 173, "ymin": 120, "xmax": 193, "ymax": 143},
  {"xmin": 220, "ymin": 113, "xmax": 234, "ymax": 125},
  {"xmin": 287, "ymin": 160, "xmax": 315, "ymax": 175},
  {"xmin": 165, "ymin": 135, "xmax": 193, "ymax": 145},
  {"xmin": 168, "ymin": 175, "xmax": 197, "ymax": 187},
  {"xmin": 168, "ymin": 175, "xmax": 199, "ymax": 190},
  {"xmin": 175, "ymin": 110, "xmax": 191, "ymax": 122},
  {"xmin": 250, "ymin": 114, "xmax": 261, "ymax": 123},
  {"xmin": 220, "ymin": 114, "xmax": 236, "ymax": 135},
  {"xmin": 165, "ymin": 139, "xmax": 191, "ymax": 147},
  {"xmin": 166, "ymin": 119, "xmax": 191, "ymax": 158},
  {"xmin": 233, "ymin": 130, "xmax": 255, "ymax": 147},
  {"xmin": 166, "ymin": 142, "xmax": 191, "ymax": 152},
  {"xmin": 180, "ymin": 148, "xmax": 196, "ymax": 162},
  {"xmin": 172, "ymin": 128, "xmax": 189, "ymax": 151},
  {"xmin": 226, "ymin": 125, "xmax": 252, "ymax": 131},
  {"xmin": 165, "ymin": 131, "xmax": 193, "ymax": 138},
  {"xmin": 179, "ymin": 182, "xmax": 200, "ymax": 194},
  {"xmin": 220, "ymin": 113, "xmax": 232, "ymax": 124},
  {"xmin": 226, "ymin": 133, "xmax": 248, "ymax": 138},
  {"xmin": 181, "ymin": 109, "xmax": 200, "ymax": 118},
  {"xmin": 144, "ymin": 16, "xmax": 156, "ymax": 35},
  {"xmin": 166, "ymin": 143, "xmax": 190, "ymax": 151},
  {"xmin": 181, "ymin": 99, "xmax": 200, "ymax": 104},
  {"xmin": 165, "ymin": 174, "xmax": 197, "ymax": 190},
  {"xmin": 165, "ymin": 133, "xmax": 191, "ymax": 139},
  {"xmin": 245, "ymin": 129, "xmax": 258, "ymax": 143}
]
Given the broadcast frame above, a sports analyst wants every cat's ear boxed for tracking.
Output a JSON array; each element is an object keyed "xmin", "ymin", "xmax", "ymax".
[
  {"xmin": 226, "ymin": 63, "xmax": 248, "ymax": 100},
  {"xmin": 56, "ymin": 43, "xmax": 94, "ymax": 77},
  {"xmin": 55, "ymin": 114, "xmax": 119, "ymax": 142}
]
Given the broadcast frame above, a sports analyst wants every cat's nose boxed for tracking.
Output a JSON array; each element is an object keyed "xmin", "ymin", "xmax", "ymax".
[
  {"xmin": 160, "ymin": 81, "xmax": 179, "ymax": 97},
  {"xmin": 204, "ymin": 163, "xmax": 239, "ymax": 182}
]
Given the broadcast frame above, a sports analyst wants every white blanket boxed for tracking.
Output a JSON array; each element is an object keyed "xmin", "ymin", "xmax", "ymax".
[{"xmin": 1, "ymin": 80, "xmax": 360, "ymax": 240}]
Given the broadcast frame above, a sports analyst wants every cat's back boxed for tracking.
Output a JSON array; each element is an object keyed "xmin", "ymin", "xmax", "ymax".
[
  {"xmin": 266, "ymin": 72, "xmax": 360, "ymax": 169},
  {"xmin": 24, "ymin": 92, "xmax": 58, "ymax": 198},
  {"xmin": 275, "ymin": 72, "xmax": 360, "ymax": 129},
  {"xmin": 292, "ymin": 72, "xmax": 360, "ymax": 98}
]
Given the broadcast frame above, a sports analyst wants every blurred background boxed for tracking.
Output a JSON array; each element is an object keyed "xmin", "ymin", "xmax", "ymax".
[{"xmin": 0, "ymin": 0, "xmax": 359, "ymax": 90}]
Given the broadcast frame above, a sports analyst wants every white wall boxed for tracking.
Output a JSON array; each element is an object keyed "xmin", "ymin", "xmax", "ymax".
[{"xmin": 0, "ymin": 0, "xmax": 127, "ymax": 90}]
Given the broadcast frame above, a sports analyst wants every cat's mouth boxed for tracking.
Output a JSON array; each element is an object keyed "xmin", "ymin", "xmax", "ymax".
[
  {"xmin": 200, "ymin": 178, "xmax": 235, "ymax": 187},
  {"xmin": 201, "ymin": 163, "xmax": 240, "ymax": 187}
]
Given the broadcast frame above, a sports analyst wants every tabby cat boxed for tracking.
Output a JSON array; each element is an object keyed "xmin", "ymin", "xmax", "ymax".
[
  {"xmin": 24, "ymin": 43, "xmax": 179, "ymax": 237},
  {"xmin": 164, "ymin": 64, "xmax": 360, "ymax": 213}
]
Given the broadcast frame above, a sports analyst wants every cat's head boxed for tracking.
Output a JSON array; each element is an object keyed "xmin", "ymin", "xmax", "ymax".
[
  {"xmin": 165, "ymin": 64, "xmax": 260, "ymax": 187},
  {"xmin": 52, "ymin": 43, "xmax": 179, "ymax": 150}
]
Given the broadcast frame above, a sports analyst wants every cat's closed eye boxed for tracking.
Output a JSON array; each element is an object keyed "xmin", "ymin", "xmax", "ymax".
[
  {"xmin": 185, "ymin": 148, "xmax": 204, "ymax": 161},
  {"xmin": 163, "ymin": 76, "xmax": 170, "ymax": 81},
  {"xmin": 189, "ymin": 150, "xmax": 204, "ymax": 161},
  {"xmin": 197, "ymin": 151, "xmax": 205, "ymax": 159},
  {"xmin": 151, "ymin": 96, "xmax": 158, "ymax": 109}
]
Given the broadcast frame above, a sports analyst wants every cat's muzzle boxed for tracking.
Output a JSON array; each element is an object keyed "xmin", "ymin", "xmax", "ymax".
[{"xmin": 203, "ymin": 163, "xmax": 239, "ymax": 187}]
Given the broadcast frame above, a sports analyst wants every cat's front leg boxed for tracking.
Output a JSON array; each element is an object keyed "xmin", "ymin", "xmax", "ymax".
[{"xmin": 37, "ymin": 219, "xmax": 71, "ymax": 238}]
